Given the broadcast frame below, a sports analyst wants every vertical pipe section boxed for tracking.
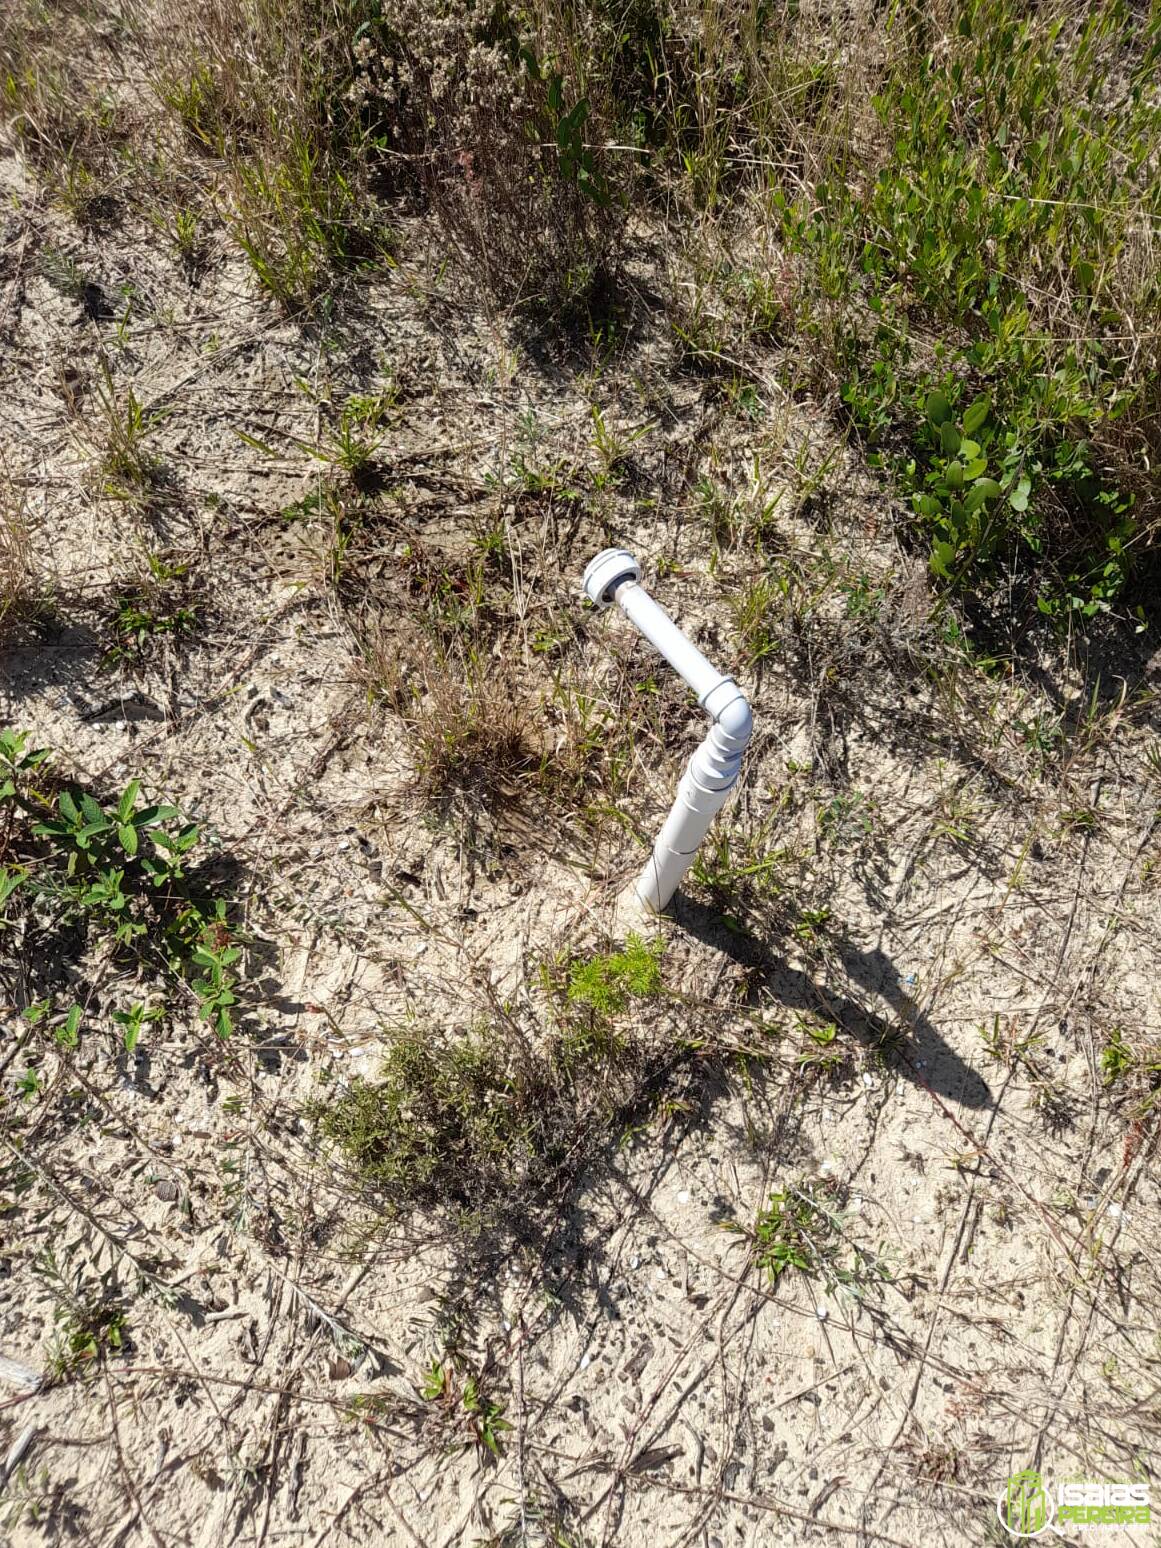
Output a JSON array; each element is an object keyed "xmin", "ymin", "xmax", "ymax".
[{"xmin": 582, "ymin": 548, "xmax": 753, "ymax": 913}]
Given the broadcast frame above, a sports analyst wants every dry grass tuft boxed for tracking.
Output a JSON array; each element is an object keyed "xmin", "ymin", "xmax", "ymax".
[
  {"xmin": 407, "ymin": 661, "xmax": 539, "ymax": 802},
  {"xmin": 0, "ymin": 466, "xmax": 42, "ymax": 636}
]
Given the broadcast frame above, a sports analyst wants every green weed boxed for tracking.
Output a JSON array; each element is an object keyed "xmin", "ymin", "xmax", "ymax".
[
  {"xmin": 106, "ymin": 553, "xmax": 198, "ymax": 663},
  {"xmin": 91, "ymin": 371, "xmax": 167, "ymax": 495},
  {"xmin": 748, "ymin": 1182, "xmax": 892, "ymax": 1298},
  {"xmin": 311, "ymin": 1028, "xmax": 539, "ymax": 1206},
  {"xmin": 35, "ymin": 1247, "xmax": 128, "ymax": 1381},
  {"xmin": 565, "ymin": 933, "xmax": 663, "ymax": 1016},
  {"xmin": 312, "ymin": 938, "xmax": 667, "ymax": 1216},
  {"xmin": 419, "ymin": 1360, "xmax": 512, "ymax": 1457},
  {"xmin": 785, "ymin": 0, "xmax": 1161, "ymax": 611},
  {"xmin": 1, "ymin": 732, "xmax": 243, "ymax": 1037}
]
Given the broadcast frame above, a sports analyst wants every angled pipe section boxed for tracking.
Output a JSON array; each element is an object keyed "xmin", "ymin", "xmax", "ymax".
[{"xmin": 582, "ymin": 548, "xmax": 753, "ymax": 913}]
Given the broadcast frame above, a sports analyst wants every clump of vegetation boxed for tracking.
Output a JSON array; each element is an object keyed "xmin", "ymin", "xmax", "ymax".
[
  {"xmin": 312, "ymin": 1027, "xmax": 543, "ymax": 1205},
  {"xmin": 783, "ymin": 0, "xmax": 1161, "ymax": 614},
  {"xmin": 748, "ymin": 1181, "xmax": 892, "ymax": 1299},
  {"xmin": 105, "ymin": 551, "xmax": 199, "ymax": 664},
  {"xmin": 361, "ymin": 2, "xmax": 622, "ymax": 313},
  {"xmin": 565, "ymin": 932, "xmax": 663, "ymax": 1016},
  {"xmin": 1101, "ymin": 1027, "xmax": 1161, "ymax": 1114},
  {"xmin": 14, "ymin": 0, "xmax": 1154, "ymax": 612},
  {"xmin": 313, "ymin": 937, "xmax": 668, "ymax": 1215},
  {"xmin": 1, "ymin": 5, "xmax": 129, "ymax": 223},
  {"xmin": 0, "ymin": 468, "xmax": 41, "ymax": 636},
  {"xmin": 37, "ymin": 1247, "xmax": 128, "ymax": 1380},
  {"xmin": 407, "ymin": 663, "xmax": 537, "ymax": 802},
  {"xmin": 151, "ymin": 0, "xmax": 619, "ymax": 313},
  {"xmin": 91, "ymin": 372, "xmax": 166, "ymax": 496},
  {"xmin": 0, "ymin": 731, "xmax": 242, "ymax": 1041},
  {"xmin": 420, "ymin": 1361, "xmax": 512, "ymax": 1457}
]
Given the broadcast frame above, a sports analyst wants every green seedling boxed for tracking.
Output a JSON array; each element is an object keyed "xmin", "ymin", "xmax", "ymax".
[
  {"xmin": 565, "ymin": 933, "xmax": 663, "ymax": 1016},
  {"xmin": 113, "ymin": 1002, "xmax": 163, "ymax": 1055},
  {"xmin": 0, "ymin": 728, "xmax": 49, "ymax": 800},
  {"xmin": 189, "ymin": 912, "xmax": 241, "ymax": 1039},
  {"xmin": 462, "ymin": 1376, "xmax": 512, "ymax": 1457},
  {"xmin": 915, "ymin": 393, "xmax": 1005, "ymax": 583}
]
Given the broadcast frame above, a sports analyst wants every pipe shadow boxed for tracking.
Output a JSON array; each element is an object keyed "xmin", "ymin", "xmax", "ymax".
[{"xmin": 671, "ymin": 893, "xmax": 993, "ymax": 1109}]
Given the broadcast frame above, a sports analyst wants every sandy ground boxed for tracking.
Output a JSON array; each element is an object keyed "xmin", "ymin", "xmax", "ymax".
[{"xmin": 2, "ymin": 91, "xmax": 1161, "ymax": 1548}]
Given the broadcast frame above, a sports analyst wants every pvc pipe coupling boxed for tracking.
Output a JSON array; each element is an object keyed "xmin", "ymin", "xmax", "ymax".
[{"xmin": 582, "ymin": 548, "xmax": 753, "ymax": 912}]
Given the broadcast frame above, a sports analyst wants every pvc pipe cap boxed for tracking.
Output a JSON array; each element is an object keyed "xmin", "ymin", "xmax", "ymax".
[{"xmin": 582, "ymin": 548, "xmax": 641, "ymax": 609}]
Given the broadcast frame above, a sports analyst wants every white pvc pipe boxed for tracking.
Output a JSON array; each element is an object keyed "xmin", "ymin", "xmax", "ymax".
[{"xmin": 582, "ymin": 548, "xmax": 753, "ymax": 913}]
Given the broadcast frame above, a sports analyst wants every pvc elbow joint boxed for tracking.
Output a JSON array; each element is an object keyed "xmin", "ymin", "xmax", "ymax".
[
  {"xmin": 718, "ymin": 695, "xmax": 753, "ymax": 746},
  {"xmin": 582, "ymin": 548, "xmax": 754, "ymax": 913},
  {"xmin": 702, "ymin": 679, "xmax": 753, "ymax": 750}
]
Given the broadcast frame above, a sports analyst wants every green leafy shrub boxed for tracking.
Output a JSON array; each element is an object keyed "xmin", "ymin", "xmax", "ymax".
[
  {"xmin": 785, "ymin": 0, "xmax": 1161, "ymax": 613},
  {"xmin": 748, "ymin": 1182, "xmax": 893, "ymax": 1297},
  {"xmin": 312, "ymin": 1029, "xmax": 538, "ymax": 1203},
  {"xmin": 0, "ymin": 730, "xmax": 242, "ymax": 1039},
  {"xmin": 313, "ymin": 939, "xmax": 669, "ymax": 1214}
]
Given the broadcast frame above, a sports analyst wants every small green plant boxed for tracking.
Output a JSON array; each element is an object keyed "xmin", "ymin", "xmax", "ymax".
[
  {"xmin": 1108, "ymin": 1027, "xmax": 1139, "ymax": 1089},
  {"xmin": 0, "ymin": 728, "xmax": 48, "ymax": 801},
  {"xmin": 106, "ymin": 555, "xmax": 199, "ymax": 662},
  {"xmin": 542, "ymin": 70, "xmax": 611, "ymax": 208},
  {"xmin": 565, "ymin": 933, "xmax": 663, "ymax": 1016},
  {"xmin": 817, "ymin": 792, "xmax": 873, "ymax": 849},
  {"xmin": 841, "ymin": 572, "xmax": 885, "ymax": 620},
  {"xmin": 690, "ymin": 818, "xmax": 795, "ymax": 911},
  {"xmin": 913, "ymin": 392, "xmax": 1007, "ymax": 583},
  {"xmin": 294, "ymin": 390, "xmax": 396, "ymax": 477},
  {"xmin": 16, "ymin": 1066, "xmax": 43, "ymax": 1100},
  {"xmin": 418, "ymin": 1359, "xmax": 512, "ymax": 1458},
  {"xmin": 226, "ymin": 129, "xmax": 392, "ymax": 310},
  {"xmin": 588, "ymin": 404, "xmax": 651, "ymax": 488},
  {"xmin": 695, "ymin": 475, "xmax": 737, "ymax": 547},
  {"xmin": 795, "ymin": 1020, "xmax": 847, "ymax": 1079},
  {"xmin": 108, "ymin": 593, "xmax": 198, "ymax": 659},
  {"xmin": 730, "ymin": 575, "xmax": 786, "ymax": 664},
  {"xmin": 24, "ymin": 1000, "xmax": 84, "ymax": 1050},
  {"xmin": 749, "ymin": 1182, "xmax": 892, "ymax": 1298},
  {"xmin": 188, "ymin": 905, "xmax": 241, "ymax": 1039},
  {"xmin": 92, "ymin": 369, "xmax": 167, "ymax": 493},
  {"xmin": 792, "ymin": 904, "xmax": 832, "ymax": 945},
  {"xmin": 155, "ymin": 59, "xmax": 231, "ymax": 155},
  {"xmin": 751, "ymin": 1184, "xmax": 837, "ymax": 1284},
  {"xmin": 420, "ymin": 1360, "xmax": 450, "ymax": 1401},
  {"xmin": 2, "ymin": 736, "xmax": 243, "ymax": 1036},
  {"xmin": 36, "ymin": 1248, "xmax": 128, "ymax": 1380},
  {"xmin": 113, "ymin": 1002, "xmax": 162, "ymax": 1055},
  {"xmin": 54, "ymin": 1302, "xmax": 126, "ymax": 1374},
  {"xmin": 150, "ymin": 202, "xmax": 204, "ymax": 273},
  {"xmin": 461, "ymin": 1375, "xmax": 512, "ymax": 1458},
  {"xmin": 1099, "ymin": 1027, "xmax": 1160, "ymax": 1096},
  {"xmin": 37, "ymin": 246, "xmax": 91, "ymax": 303}
]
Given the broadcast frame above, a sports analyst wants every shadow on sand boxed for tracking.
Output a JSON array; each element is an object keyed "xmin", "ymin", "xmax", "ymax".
[{"xmin": 672, "ymin": 893, "xmax": 993, "ymax": 1110}]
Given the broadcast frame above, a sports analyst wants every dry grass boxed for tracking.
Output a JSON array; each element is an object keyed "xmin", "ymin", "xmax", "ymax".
[
  {"xmin": 405, "ymin": 659, "xmax": 539, "ymax": 801},
  {"xmin": 0, "ymin": 466, "xmax": 41, "ymax": 636}
]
